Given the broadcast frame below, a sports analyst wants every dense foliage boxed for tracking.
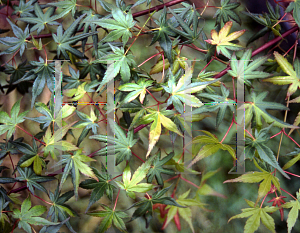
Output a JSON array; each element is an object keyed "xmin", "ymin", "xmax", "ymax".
[{"xmin": 0, "ymin": 0, "xmax": 300, "ymax": 232}]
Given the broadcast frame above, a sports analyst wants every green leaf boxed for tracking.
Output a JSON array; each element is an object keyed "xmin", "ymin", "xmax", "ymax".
[
  {"xmin": 228, "ymin": 199, "xmax": 277, "ymax": 233},
  {"xmin": 48, "ymin": 0, "xmax": 77, "ymax": 17},
  {"xmin": 15, "ymin": 167, "xmax": 56, "ymax": 194},
  {"xmin": 285, "ymin": 1, "xmax": 300, "ymax": 28},
  {"xmin": 263, "ymin": 52, "xmax": 300, "ymax": 97},
  {"xmin": 281, "ymin": 188, "xmax": 300, "ymax": 233},
  {"xmin": 127, "ymin": 185, "xmax": 183, "ymax": 227},
  {"xmin": 224, "ymin": 170, "xmax": 281, "ymax": 205},
  {"xmin": 89, "ymin": 119, "xmax": 138, "ymax": 165},
  {"xmin": 56, "ymin": 148, "xmax": 98, "ymax": 200},
  {"xmin": 0, "ymin": 97, "xmax": 29, "ymax": 139},
  {"xmin": 19, "ymin": 3, "xmax": 61, "ymax": 35},
  {"xmin": 96, "ymin": 44, "xmax": 136, "ymax": 90},
  {"xmin": 12, "ymin": 197, "xmax": 59, "ymax": 233},
  {"xmin": 79, "ymin": 166, "xmax": 115, "ymax": 212},
  {"xmin": 140, "ymin": 109, "xmax": 183, "ymax": 157},
  {"xmin": 115, "ymin": 156, "xmax": 156, "ymax": 198},
  {"xmin": 189, "ymin": 130, "xmax": 236, "ymax": 166},
  {"xmin": 214, "ymin": 0, "xmax": 241, "ymax": 26},
  {"xmin": 118, "ymin": 78, "xmax": 154, "ymax": 104},
  {"xmin": 0, "ymin": 18, "xmax": 30, "ymax": 56},
  {"xmin": 73, "ymin": 109, "xmax": 99, "ymax": 134},
  {"xmin": 146, "ymin": 151, "xmax": 175, "ymax": 186},
  {"xmin": 149, "ymin": 7, "xmax": 177, "ymax": 63},
  {"xmin": 52, "ymin": 14, "xmax": 97, "ymax": 59},
  {"xmin": 42, "ymin": 121, "xmax": 78, "ymax": 160},
  {"xmin": 227, "ymin": 49, "xmax": 270, "ymax": 86},
  {"xmin": 13, "ymin": 0, "xmax": 36, "ymax": 17},
  {"xmin": 194, "ymin": 84, "xmax": 236, "ymax": 128},
  {"xmin": 163, "ymin": 68, "xmax": 220, "ymax": 114},
  {"xmin": 48, "ymin": 187, "xmax": 77, "ymax": 233},
  {"xmin": 242, "ymin": 91, "xmax": 297, "ymax": 129},
  {"xmin": 91, "ymin": 8, "xmax": 136, "ymax": 47},
  {"xmin": 87, "ymin": 204, "xmax": 128, "ymax": 233}
]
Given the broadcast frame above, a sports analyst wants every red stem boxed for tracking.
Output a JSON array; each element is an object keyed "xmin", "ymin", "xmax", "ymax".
[{"xmin": 113, "ymin": 189, "xmax": 120, "ymax": 211}]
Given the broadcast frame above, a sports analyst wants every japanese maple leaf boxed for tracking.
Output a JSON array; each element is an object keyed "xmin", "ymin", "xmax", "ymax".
[
  {"xmin": 268, "ymin": 195, "xmax": 286, "ymax": 221},
  {"xmin": 205, "ymin": 21, "xmax": 245, "ymax": 58},
  {"xmin": 263, "ymin": 52, "xmax": 300, "ymax": 98},
  {"xmin": 229, "ymin": 199, "xmax": 278, "ymax": 233},
  {"xmin": 12, "ymin": 197, "xmax": 58, "ymax": 233},
  {"xmin": 139, "ymin": 109, "xmax": 183, "ymax": 157}
]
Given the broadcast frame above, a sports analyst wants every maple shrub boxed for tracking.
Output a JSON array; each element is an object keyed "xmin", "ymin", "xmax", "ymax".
[{"xmin": 0, "ymin": 0, "xmax": 300, "ymax": 232}]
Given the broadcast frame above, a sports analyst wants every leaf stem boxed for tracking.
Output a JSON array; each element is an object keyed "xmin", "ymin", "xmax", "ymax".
[
  {"xmin": 15, "ymin": 125, "xmax": 46, "ymax": 146},
  {"xmin": 113, "ymin": 189, "xmax": 120, "ymax": 211}
]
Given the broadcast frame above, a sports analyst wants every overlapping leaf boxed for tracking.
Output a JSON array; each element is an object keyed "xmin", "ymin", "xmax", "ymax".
[
  {"xmin": 52, "ymin": 14, "xmax": 97, "ymax": 59},
  {"xmin": 79, "ymin": 165, "xmax": 115, "ymax": 212},
  {"xmin": 214, "ymin": 0, "xmax": 241, "ymax": 26},
  {"xmin": 91, "ymin": 8, "xmax": 136, "ymax": 46},
  {"xmin": 0, "ymin": 19, "xmax": 30, "ymax": 56},
  {"xmin": 15, "ymin": 167, "xmax": 56, "ymax": 194},
  {"xmin": 139, "ymin": 109, "xmax": 183, "ymax": 157},
  {"xmin": 87, "ymin": 204, "xmax": 128, "ymax": 233},
  {"xmin": 227, "ymin": 49, "xmax": 270, "ymax": 86},
  {"xmin": 18, "ymin": 4, "xmax": 61, "ymax": 35},
  {"xmin": 13, "ymin": 0, "xmax": 37, "ymax": 17},
  {"xmin": 0, "ymin": 98, "xmax": 29, "ymax": 139},
  {"xmin": 242, "ymin": 91, "xmax": 297, "ymax": 128},
  {"xmin": 205, "ymin": 21, "xmax": 245, "ymax": 58},
  {"xmin": 263, "ymin": 52, "xmax": 300, "ymax": 98},
  {"xmin": 89, "ymin": 119, "xmax": 138, "ymax": 165},
  {"xmin": 54, "ymin": 148, "xmax": 98, "ymax": 199},
  {"xmin": 48, "ymin": 0, "xmax": 77, "ymax": 17},
  {"xmin": 285, "ymin": 0, "xmax": 300, "ymax": 28},
  {"xmin": 228, "ymin": 199, "xmax": 278, "ymax": 233},
  {"xmin": 12, "ymin": 197, "xmax": 58, "ymax": 233},
  {"xmin": 194, "ymin": 84, "xmax": 236, "ymax": 128},
  {"xmin": 115, "ymin": 157, "xmax": 155, "ymax": 199},
  {"xmin": 163, "ymin": 68, "xmax": 220, "ymax": 114}
]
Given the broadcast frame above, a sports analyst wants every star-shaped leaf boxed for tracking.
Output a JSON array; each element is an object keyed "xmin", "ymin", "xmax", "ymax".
[
  {"xmin": 91, "ymin": 8, "xmax": 136, "ymax": 47},
  {"xmin": 244, "ymin": 123, "xmax": 290, "ymax": 179},
  {"xmin": 0, "ymin": 136, "xmax": 23, "ymax": 160},
  {"xmin": 118, "ymin": 78, "xmax": 154, "ymax": 104},
  {"xmin": 47, "ymin": 187, "xmax": 77, "ymax": 233},
  {"xmin": 42, "ymin": 122, "xmax": 78, "ymax": 160},
  {"xmin": 18, "ymin": 4, "xmax": 61, "ymax": 35},
  {"xmin": 188, "ymin": 130, "xmax": 236, "ymax": 167},
  {"xmin": 205, "ymin": 21, "xmax": 245, "ymax": 58},
  {"xmin": 0, "ymin": 98, "xmax": 29, "ymax": 140},
  {"xmin": 73, "ymin": 109, "xmax": 99, "ymax": 134},
  {"xmin": 163, "ymin": 68, "xmax": 220, "ymax": 114},
  {"xmin": 263, "ymin": 52, "xmax": 300, "ymax": 98},
  {"xmin": 10, "ymin": 137, "xmax": 45, "ymax": 175},
  {"xmin": 146, "ymin": 151, "xmax": 175, "ymax": 186},
  {"xmin": 242, "ymin": 91, "xmax": 297, "ymax": 129},
  {"xmin": 149, "ymin": 7, "xmax": 178, "ymax": 63},
  {"xmin": 52, "ymin": 14, "xmax": 97, "ymax": 59},
  {"xmin": 96, "ymin": 44, "xmax": 136, "ymax": 91},
  {"xmin": 56, "ymin": 148, "xmax": 98, "ymax": 200},
  {"xmin": 12, "ymin": 197, "xmax": 58, "ymax": 233},
  {"xmin": 79, "ymin": 165, "xmax": 115, "ymax": 212},
  {"xmin": 0, "ymin": 18, "xmax": 30, "ymax": 56},
  {"xmin": 87, "ymin": 204, "xmax": 128, "ymax": 233},
  {"xmin": 139, "ymin": 109, "xmax": 183, "ymax": 157},
  {"xmin": 214, "ymin": 0, "xmax": 241, "ymax": 26},
  {"xmin": 228, "ymin": 199, "xmax": 278, "ymax": 233},
  {"xmin": 13, "ymin": 0, "xmax": 37, "ymax": 17},
  {"xmin": 168, "ymin": 6, "xmax": 202, "ymax": 45},
  {"xmin": 228, "ymin": 49, "xmax": 270, "ymax": 86},
  {"xmin": 15, "ymin": 167, "xmax": 56, "ymax": 194},
  {"xmin": 115, "ymin": 157, "xmax": 155, "ymax": 199},
  {"xmin": 89, "ymin": 118, "xmax": 138, "ymax": 165},
  {"xmin": 48, "ymin": 0, "xmax": 77, "ymax": 17},
  {"xmin": 194, "ymin": 84, "xmax": 236, "ymax": 128},
  {"xmin": 75, "ymin": 59, "xmax": 104, "ymax": 81},
  {"xmin": 26, "ymin": 101, "xmax": 75, "ymax": 129},
  {"xmin": 162, "ymin": 189, "xmax": 207, "ymax": 233},
  {"xmin": 128, "ymin": 185, "xmax": 184, "ymax": 228}
]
